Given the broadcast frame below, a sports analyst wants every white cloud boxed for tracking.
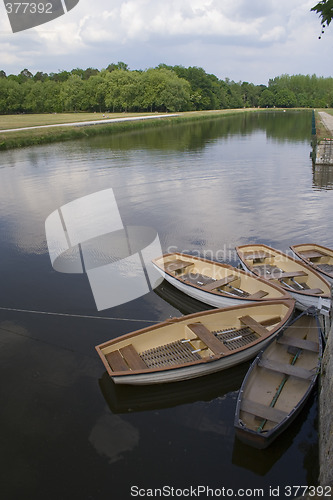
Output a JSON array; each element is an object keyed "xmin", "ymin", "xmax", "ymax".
[{"xmin": 0, "ymin": 0, "xmax": 332, "ymax": 84}]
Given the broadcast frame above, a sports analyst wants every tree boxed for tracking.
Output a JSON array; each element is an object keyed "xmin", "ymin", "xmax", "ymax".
[
  {"xmin": 61, "ymin": 75, "xmax": 88, "ymax": 111},
  {"xmin": 259, "ymin": 89, "xmax": 275, "ymax": 108},
  {"xmin": 311, "ymin": 0, "xmax": 333, "ymax": 34},
  {"xmin": 275, "ymin": 88, "xmax": 297, "ymax": 108}
]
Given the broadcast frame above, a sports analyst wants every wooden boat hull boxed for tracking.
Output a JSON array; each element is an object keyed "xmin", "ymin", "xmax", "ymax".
[
  {"xmin": 152, "ymin": 253, "xmax": 291, "ymax": 309},
  {"xmin": 291, "ymin": 243, "xmax": 333, "ymax": 286},
  {"xmin": 234, "ymin": 310, "xmax": 322, "ymax": 449},
  {"xmin": 96, "ymin": 300, "xmax": 294, "ymax": 385},
  {"xmin": 236, "ymin": 244, "xmax": 331, "ymax": 315}
]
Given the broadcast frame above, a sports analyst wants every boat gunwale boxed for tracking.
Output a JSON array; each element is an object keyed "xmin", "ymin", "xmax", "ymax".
[
  {"xmin": 236, "ymin": 243, "xmax": 331, "ymax": 298},
  {"xmin": 152, "ymin": 252, "xmax": 291, "ymax": 301},
  {"xmin": 95, "ymin": 299, "xmax": 295, "ymax": 379}
]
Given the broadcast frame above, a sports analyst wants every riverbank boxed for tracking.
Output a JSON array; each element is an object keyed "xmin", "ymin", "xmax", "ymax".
[{"xmin": 0, "ymin": 109, "xmax": 257, "ymax": 150}]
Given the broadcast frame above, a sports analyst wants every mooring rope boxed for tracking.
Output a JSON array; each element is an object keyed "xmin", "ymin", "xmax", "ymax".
[{"xmin": 0, "ymin": 305, "xmax": 158, "ymax": 323}]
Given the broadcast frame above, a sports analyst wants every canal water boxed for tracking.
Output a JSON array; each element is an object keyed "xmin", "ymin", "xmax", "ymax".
[{"xmin": 0, "ymin": 111, "xmax": 332, "ymax": 499}]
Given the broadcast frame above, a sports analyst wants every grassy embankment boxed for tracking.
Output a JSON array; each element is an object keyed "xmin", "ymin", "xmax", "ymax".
[{"xmin": 0, "ymin": 109, "xmax": 257, "ymax": 151}]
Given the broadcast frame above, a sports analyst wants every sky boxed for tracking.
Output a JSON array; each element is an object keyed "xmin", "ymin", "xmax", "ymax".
[{"xmin": 0, "ymin": 0, "xmax": 333, "ymax": 85}]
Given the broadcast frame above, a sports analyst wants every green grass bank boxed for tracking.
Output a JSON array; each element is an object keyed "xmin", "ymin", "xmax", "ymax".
[{"xmin": 0, "ymin": 109, "xmax": 258, "ymax": 151}]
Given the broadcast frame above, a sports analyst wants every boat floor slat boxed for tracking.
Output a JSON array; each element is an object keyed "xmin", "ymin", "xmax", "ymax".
[
  {"xmin": 140, "ymin": 340, "xmax": 202, "ymax": 368},
  {"xmin": 277, "ymin": 335, "xmax": 319, "ymax": 352},
  {"xmin": 258, "ymin": 358, "xmax": 315, "ymax": 380},
  {"xmin": 240, "ymin": 398, "xmax": 288, "ymax": 424},
  {"xmin": 213, "ymin": 327, "xmax": 257, "ymax": 350}
]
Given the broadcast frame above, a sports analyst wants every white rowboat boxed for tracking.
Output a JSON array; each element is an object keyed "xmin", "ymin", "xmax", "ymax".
[
  {"xmin": 152, "ymin": 253, "xmax": 291, "ymax": 309},
  {"xmin": 95, "ymin": 300, "xmax": 294, "ymax": 385}
]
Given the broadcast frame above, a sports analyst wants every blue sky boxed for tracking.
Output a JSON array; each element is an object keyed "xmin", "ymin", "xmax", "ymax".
[{"xmin": 0, "ymin": 0, "xmax": 332, "ymax": 85}]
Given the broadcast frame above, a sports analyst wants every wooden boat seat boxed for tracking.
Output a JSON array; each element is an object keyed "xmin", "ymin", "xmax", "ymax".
[
  {"xmin": 247, "ymin": 290, "xmax": 269, "ymax": 300},
  {"xmin": 119, "ymin": 345, "xmax": 148, "ymax": 370},
  {"xmin": 106, "ymin": 350, "xmax": 130, "ymax": 372},
  {"xmin": 299, "ymin": 250, "xmax": 325, "ymax": 259},
  {"xmin": 202, "ymin": 274, "xmax": 237, "ymax": 291},
  {"xmin": 266, "ymin": 270, "xmax": 308, "ymax": 280},
  {"xmin": 187, "ymin": 322, "xmax": 229, "ymax": 355},
  {"xmin": 277, "ymin": 335, "xmax": 319, "ymax": 353},
  {"xmin": 258, "ymin": 358, "xmax": 315, "ymax": 380},
  {"xmin": 240, "ymin": 398, "xmax": 288, "ymax": 423},
  {"xmin": 164, "ymin": 259, "xmax": 193, "ymax": 273},
  {"xmin": 242, "ymin": 251, "xmax": 271, "ymax": 260},
  {"xmin": 239, "ymin": 315, "xmax": 269, "ymax": 337},
  {"xmin": 297, "ymin": 288, "xmax": 323, "ymax": 295},
  {"xmin": 181, "ymin": 273, "xmax": 215, "ymax": 287}
]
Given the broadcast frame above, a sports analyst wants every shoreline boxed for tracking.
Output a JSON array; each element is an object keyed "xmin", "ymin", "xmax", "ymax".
[{"xmin": 0, "ymin": 109, "xmax": 261, "ymax": 151}]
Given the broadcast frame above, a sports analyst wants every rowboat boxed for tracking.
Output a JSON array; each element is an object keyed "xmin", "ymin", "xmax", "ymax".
[
  {"xmin": 234, "ymin": 308, "xmax": 322, "ymax": 449},
  {"xmin": 95, "ymin": 300, "xmax": 294, "ymax": 385},
  {"xmin": 290, "ymin": 243, "xmax": 333, "ymax": 285},
  {"xmin": 152, "ymin": 253, "xmax": 291, "ymax": 308},
  {"xmin": 236, "ymin": 244, "xmax": 331, "ymax": 315}
]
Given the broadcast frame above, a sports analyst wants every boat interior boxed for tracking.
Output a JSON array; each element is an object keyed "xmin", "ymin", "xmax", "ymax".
[
  {"xmin": 238, "ymin": 314, "xmax": 320, "ymax": 434},
  {"xmin": 97, "ymin": 302, "xmax": 293, "ymax": 374},
  {"xmin": 237, "ymin": 245, "xmax": 330, "ymax": 295},
  {"xmin": 153, "ymin": 254, "xmax": 286, "ymax": 300}
]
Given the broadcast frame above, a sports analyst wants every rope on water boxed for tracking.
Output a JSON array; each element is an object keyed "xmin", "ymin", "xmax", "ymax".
[{"xmin": 0, "ymin": 306, "xmax": 158, "ymax": 323}]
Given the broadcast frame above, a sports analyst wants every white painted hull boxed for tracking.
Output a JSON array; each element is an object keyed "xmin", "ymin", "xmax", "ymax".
[{"xmin": 111, "ymin": 335, "xmax": 279, "ymax": 385}]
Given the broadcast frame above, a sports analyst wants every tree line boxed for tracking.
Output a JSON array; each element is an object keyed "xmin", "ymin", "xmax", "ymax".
[{"xmin": 0, "ymin": 62, "xmax": 333, "ymax": 114}]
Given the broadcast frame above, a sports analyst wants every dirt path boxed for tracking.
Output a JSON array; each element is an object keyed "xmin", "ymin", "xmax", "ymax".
[
  {"xmin": 0, "ymin": 113, "xmax": 179, "ymax": 133},
  {"xmin": 318, "ymin": 111, "xmax": 333, "ymax": 136}
]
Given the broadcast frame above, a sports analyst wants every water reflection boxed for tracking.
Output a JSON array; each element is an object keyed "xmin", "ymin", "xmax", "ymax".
[
  {"xmin": 89, "ymin": 411, "xmax": 140, "ymax": 464},
  {"xmin": 0, "ymin": 110, "xmax": 326, "ymax": 497},
  {"xmin": 312, "ymin": 164, "xmax": 333, "ymax": 190},
  {"xmin": 99, "ymin": 365, "xmax": 248, "ymax": 414}
]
